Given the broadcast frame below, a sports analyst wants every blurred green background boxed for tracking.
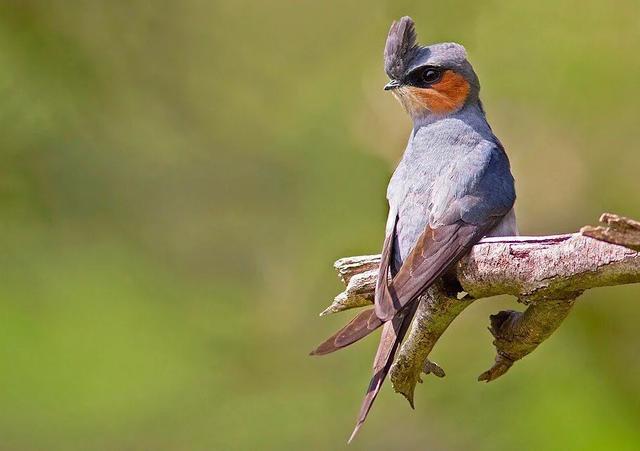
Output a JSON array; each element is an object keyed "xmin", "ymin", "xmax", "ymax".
[{"xmin": 1, "ymin": 1, "xmax": 639, "ymax": 450}]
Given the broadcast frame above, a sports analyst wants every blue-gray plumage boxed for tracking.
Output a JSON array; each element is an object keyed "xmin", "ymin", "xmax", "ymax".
[
  {"xmin": 390, "ymin": 117, "xmax": 516, "ymax": 269},
  {"xmin": 311, "ymin": 16, "xmax": 517, "ymax": 441}
]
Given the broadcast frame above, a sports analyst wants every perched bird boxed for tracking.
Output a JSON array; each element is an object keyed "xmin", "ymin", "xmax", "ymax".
[{"xmin": 311, "ymin": 16, "xmax": 517, "ymax": 441}]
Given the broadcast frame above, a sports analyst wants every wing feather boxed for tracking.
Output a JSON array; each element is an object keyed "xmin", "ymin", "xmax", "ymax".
[
  {"xmin": 348, "ymin": 301, "xmax": 418, "ymax": 443},
  {"xmin": 376, "ymin": 220, "xmax": 496, "ymax": 321},
  {"xmin": 375, "ymin": 145, "xmax": 515, "ymax": 322},
  {"xmin": 374, "ymin": 214, "xmax": 397, "ymax": 316},
  {"xmin": 309, "ymin": 308, "xmax": 383, "ymax": 356}
]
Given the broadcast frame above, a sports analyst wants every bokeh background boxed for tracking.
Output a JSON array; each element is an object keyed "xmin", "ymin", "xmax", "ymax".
[{"xmin": 1, "ymin": 1, "xmax": 640, "ymax": 450}]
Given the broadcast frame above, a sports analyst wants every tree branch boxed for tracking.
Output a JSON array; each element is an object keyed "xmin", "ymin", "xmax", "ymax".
[{"xmin": 320, "ymin": 213, "xmax": 640, "ymax": 403}]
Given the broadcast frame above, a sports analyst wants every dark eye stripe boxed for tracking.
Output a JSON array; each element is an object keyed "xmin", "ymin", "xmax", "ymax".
[
  {"xmin": 405, "ymin": 66, "xmax": 444, "ymax": 88},
  {"xmin": 422, "ymin": 68, "xmax": 442, "ymax": 84}
]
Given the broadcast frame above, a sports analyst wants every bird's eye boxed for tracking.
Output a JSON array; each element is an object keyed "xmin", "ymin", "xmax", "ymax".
[{"xmin": 421, "ymin": 68, "xmax": 442, "ymax": 84}]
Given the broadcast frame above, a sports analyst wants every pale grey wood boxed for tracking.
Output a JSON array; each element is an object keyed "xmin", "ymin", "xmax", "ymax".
[{"xmin": 318, "ymin": 214, "xmax": 640, "ymax": 403}]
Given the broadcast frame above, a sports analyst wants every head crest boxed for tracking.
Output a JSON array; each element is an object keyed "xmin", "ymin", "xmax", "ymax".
[{"xmin": 384, "ymin": 16, "xmax": 420, "ymax": 80}]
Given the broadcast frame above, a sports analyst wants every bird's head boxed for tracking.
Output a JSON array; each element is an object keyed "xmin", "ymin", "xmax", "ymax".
[{"xmin": 384, "ymin": 16, "xmax": 480, "ymax": 119}]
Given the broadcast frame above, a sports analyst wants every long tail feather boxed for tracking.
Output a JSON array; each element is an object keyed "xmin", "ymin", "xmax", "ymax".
[
  {"xmin": 348, "ymin": 302, "xmax": 418, "ymax": 443},
  {"xmin": 309, "ymin": 308, "xmax": 383, "ymax": 356}
]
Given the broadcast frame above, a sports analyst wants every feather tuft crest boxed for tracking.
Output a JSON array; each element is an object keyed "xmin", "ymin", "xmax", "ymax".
[{"xmin": 384, "ymin": 16, "xmax": 420, "ymax": 80}]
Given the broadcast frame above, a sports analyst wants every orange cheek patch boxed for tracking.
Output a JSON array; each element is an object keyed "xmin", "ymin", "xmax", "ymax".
[{"xmin": 408, "ymin": 70, "xmax": 470, "ymax": 114}]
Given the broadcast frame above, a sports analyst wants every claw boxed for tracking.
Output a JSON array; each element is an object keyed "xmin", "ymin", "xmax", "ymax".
[{"xmin": 423, "ymin": 359, "xmax": 446, "ymax": 378}]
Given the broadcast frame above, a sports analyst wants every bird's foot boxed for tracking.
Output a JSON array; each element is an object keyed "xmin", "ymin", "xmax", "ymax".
[{"xmin": 421, "ymin": 359, "xmax": 446, "ymax": 380}]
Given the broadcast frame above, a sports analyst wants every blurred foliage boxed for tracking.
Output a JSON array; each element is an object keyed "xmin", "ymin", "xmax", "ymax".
[{"xmin": 0, "ymin": 1, "xmax": 639, "ymax": 450}]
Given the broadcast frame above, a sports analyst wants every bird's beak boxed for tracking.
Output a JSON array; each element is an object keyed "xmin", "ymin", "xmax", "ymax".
[{"xmin": 384, "ymin": 80, "xmax": 401, "ymax": 91}]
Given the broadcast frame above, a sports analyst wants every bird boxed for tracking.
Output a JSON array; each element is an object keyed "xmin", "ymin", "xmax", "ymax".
[{"xmin": 310, "ymin": 16, "xmax": 517, "ymax": 442}]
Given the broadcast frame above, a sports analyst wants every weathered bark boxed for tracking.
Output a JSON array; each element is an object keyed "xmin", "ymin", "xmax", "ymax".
[
  {"xmin": 389, "ymin": 284, "xmax": 467, "ymax": 405},
  {"xmin": 320, "ymin": 213, "xmax": 640, "ymax": 403},
  {"xmin": 477, "ymin": 297, "xmax": 576, "ymax": 382},
  {"xmin": 581, "ymin": 212, "xmax": 640, "ymax": 251}
]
